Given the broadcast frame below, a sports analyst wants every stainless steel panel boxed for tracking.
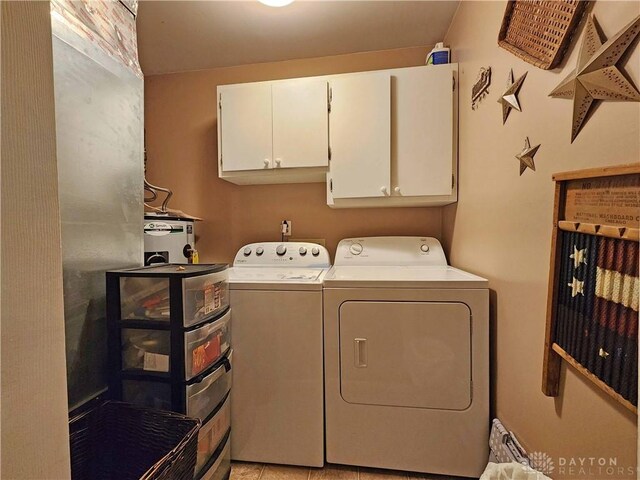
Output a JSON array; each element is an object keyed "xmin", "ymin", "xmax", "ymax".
[{"xmin": 51, "ymin": 21, "xmax": 143, "ymax": 408}]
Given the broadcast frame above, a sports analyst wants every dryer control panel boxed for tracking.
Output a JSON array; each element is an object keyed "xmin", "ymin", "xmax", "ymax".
[
  {"xmin": 233, "ymin": 242, "xmax": 331, "ymax": 268},
  {"xmin": 334, "ymin": 237, "xmax": 447, "ymax": 266}
]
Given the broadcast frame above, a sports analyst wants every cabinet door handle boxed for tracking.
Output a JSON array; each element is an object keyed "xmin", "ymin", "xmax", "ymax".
[
  {"xmin": 394, "ymin": 186, "xmax": 401, "ymax": 195},
  {"xmin": 275, "ymin": 158, "xmax": 282, "ymax": 167},
  {"xmin": 380, "ymin": 186, "xmax": 388, "ymax": 195},
  {"xmin": 263, "ymin": 159, "xmax": 270, "ymax": 168},
  {"xmin": 354, "ymin": 338, "xmax": 367, "ymax": 368}
]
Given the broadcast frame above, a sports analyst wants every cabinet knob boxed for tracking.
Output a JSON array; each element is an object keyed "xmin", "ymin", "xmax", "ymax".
[
  {"xmin": 263, "ymin": 159, "xmax": 270, "ymax": 167},
  {"xmin": 380, "ymin": 186, "xmax": 388, "ymax": 195},
  {"xmin": 394, "ymin": 187, "xmax": 401, "ymax": 194},
  {"xmin": 275, "ymin": 158, "xmax": 282, "ymax": 167}
]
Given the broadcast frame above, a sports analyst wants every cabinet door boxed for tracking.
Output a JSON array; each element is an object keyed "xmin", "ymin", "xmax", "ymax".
[
  {"xmin": 393, "ymin": 65, "xmax": 454, "ymax": 197},
  {"xmin": 329, "ymin": 73, "xmax": 391, "ymax": 199},
  {"xmin": 219, "ymin": 83, "xmax": 272, "ymax": 172},
  {"xmin": 272, "ymin": 79, "xmax": 328, "ymax": 169}
]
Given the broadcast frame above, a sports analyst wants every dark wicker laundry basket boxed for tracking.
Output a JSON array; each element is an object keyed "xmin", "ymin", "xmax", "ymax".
[{"xmin": 70, "ymin": 401, "xmax": 200, "ymax": 480}]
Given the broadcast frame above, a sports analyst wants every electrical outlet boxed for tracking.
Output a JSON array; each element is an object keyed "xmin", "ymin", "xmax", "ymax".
[{"xmin": 281, "ymin": 220, "xmax": 292, "ymax": 237}]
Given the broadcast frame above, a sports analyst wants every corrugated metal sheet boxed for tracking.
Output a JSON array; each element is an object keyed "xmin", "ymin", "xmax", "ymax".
[{"xmin": 51, "ymin": 0, "xmax": 144, "ymax": 409}]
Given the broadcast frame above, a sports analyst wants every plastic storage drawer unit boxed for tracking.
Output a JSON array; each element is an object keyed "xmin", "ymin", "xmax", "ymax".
[
  {"xmin": 108, "ymin": 264, "xmax": 229, "ymax": 386},
  {"xmin": 107, "ymin": 263, "xmax": 232, "ymax": 480}
]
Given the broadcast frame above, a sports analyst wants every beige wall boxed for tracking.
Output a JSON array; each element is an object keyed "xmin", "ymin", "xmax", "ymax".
[
  {"xmin": 443, "ymin": 1, "xmax": 639, "ymax": 478},
  {"xmin": 144, "ymin": 45, "xmax": 441, "ymax": 263},
  {"xmin": 1, "ymin": 1, "xmax": 71, "ymax": 478}
]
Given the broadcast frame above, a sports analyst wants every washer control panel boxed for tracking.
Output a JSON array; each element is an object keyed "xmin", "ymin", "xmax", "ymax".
[
  {"xmin": 233, "ymin": 242, "xmax": 331, "ymax": 267},
  {"xmin": 334, "ymin": 237, "xmax": 447, "ymax": 266}
]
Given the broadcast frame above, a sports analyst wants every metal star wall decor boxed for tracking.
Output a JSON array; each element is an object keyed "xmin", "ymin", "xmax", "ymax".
[
  {"xmin": 549, "ymin": 14, "xmax": 640, "ymax": 142},
  {"xmin": 515, "ymin": 137, "xmax": 540, "ymax": 175},
  {"xmin": 498, "ymin": 69, "xmax": 527, "ymax": 124}
]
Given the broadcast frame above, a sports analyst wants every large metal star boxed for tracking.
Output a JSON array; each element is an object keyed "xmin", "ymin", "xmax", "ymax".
[
  {"xmin": 549, "ymin": 14, "xmax": 640, "ymax": 142},
  {"xmin": 498, "ymin": 69, "xmax": 527, "ymax": 124},
  {"xmin": 515, "ymin": 137, "xmax": 540, "ymax": 175}
]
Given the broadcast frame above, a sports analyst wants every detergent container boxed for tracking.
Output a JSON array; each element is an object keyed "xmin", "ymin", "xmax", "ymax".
[{"xmin": 426, "ymin": 42, "xmax": 450, "ymax": 65}]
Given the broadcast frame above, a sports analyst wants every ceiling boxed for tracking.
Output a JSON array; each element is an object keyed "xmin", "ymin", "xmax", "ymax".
[{"xmin": 137, "ymin": 1, "xmax": 460, "ymax": 75}]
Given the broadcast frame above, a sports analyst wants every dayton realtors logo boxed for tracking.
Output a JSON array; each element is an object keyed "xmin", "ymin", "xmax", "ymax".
[
  {"xmin": 524, "ymin": 453, "xmax": 636, "ymax": 478},
  {"xmin": 557, "ymin": 457, "xmax": 635, "ymax": 477}
]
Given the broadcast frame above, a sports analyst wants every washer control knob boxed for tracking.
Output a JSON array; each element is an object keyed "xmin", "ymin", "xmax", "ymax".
[
  {"xmin": 256, "ymin": 247, "xmax": 264, "ymax": 256},
  {"xmin": 243, "ymin": 247, "xmax": 252, "ymax": 256},
  {"xmin": 420, "ymin": 244, "xmax": 430, "ymax": 253},
  {"xmin": 349, "ymin": 243, "xmax": 364, "ymax": 255},
  {"xmin": 276, "ymin": 244, "xmax": 287, "ymax": 256},
  {"xmin": 311, "ymin": 247, "xmax": 320, "ymax": 256},
  {"xmin": 299, "ymin": 246, "xmax": 307, "ymax": 256}
]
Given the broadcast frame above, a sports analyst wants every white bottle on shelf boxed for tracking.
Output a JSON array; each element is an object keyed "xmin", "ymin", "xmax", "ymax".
[{"xmin": 426, "ymin": 42, "xmax": 450, "ymax": 65}]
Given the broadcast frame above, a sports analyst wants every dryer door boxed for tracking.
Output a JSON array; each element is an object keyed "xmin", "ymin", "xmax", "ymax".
[{"xmin": 339, "ymin": 301, "xmax": 471, "ymax": 410}]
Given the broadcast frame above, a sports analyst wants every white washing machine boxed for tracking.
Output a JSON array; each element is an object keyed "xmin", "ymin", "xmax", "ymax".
[
  {"xmin": 323, "ymin": 237, "xmax": 489, "ymax": 478},
  {"xmin": 228, "ymin": 242, "xmax": 330, "ymax": 467}
]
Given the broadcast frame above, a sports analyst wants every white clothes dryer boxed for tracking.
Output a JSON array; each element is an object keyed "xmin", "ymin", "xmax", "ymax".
[
  {"xmin": 228, "ymin": 242, "xmax": 330, "ymax": 467},
  {"xmin": 323, "ymin": 237, "xmax": 489, "ymax": 478}
]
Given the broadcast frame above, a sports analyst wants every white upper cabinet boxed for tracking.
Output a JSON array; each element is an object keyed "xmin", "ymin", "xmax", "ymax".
[
  {"xmin": 217, "ymin": 64, "xmax": 458, "ymax": 204},
  {"xmin": 328, "ymin": 72, "xmax": 391, "ymax": 199},
  {"xmin": 218, "ymin": 79, "xmax": 329, "ymax": 185},
  {"xmin": 392, "ymin": 65, "xmax": 454, "ymax": 197},
  {"xmin": 272, "ymin": 79, "xmax": 329, "ymax": 170},
  {"xmin": 327, "ymin": 63, "xmax": 458, "ymax": 208},
  {"xmin": 219, "ymin": 82, "xmax": 273, "ymax": 172}
]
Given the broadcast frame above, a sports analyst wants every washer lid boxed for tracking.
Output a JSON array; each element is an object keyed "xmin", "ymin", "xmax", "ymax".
[
  {"xmin": 323, "ymin": 265, "xmax": 487, "ymax": 288},
  {"xmin": 229, "ymin": 267, "xmax": 328, "ymax": 291}
]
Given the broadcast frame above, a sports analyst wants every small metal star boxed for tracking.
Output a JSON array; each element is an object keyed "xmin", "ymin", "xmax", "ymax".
[
  {"xmin": 568, "ymin": 276, "xmax": 585, "ymax": 297},
  {"xmin": 569, "ymin": 246, "xmax": 588, "ymax": 268},
  {"xmin": 515, "ymin": 137, "xmax": 540, "ymax": 175},
  {"xmin": 498, "ymin": 69, "xmax": 527, "ymax": 124}
]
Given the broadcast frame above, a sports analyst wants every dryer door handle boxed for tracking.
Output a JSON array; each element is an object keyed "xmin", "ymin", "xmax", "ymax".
[{"xmin": 354, "ymin": 338, "xmax": 368, "ymax": 368}]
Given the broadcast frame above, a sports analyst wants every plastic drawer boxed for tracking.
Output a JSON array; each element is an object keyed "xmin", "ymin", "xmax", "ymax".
[
  {"xmin": 120, "ymin": 309, "xmax": 230, "ymax": 378},
  {"xmin": 120, "ymin": 277, "xmax": 170, "ymax": 321},
  {"xmin": 187, "ymin": 351, "xmax": 233, "ymax": 421},
  {"xmin": 186, "ymin": 309, "xmax": 231, "ymax": 379},
  {"xmin": 183, "ymin": 271, "xmax": 229, "ymax": 327},
  {"xmin": 196, "ymin": 396, "xmax": 231, "ymax": 475},
  {"xmin": 118, "ymin": 269, "xmax": 228, "ymax": 327},
  {"xmin": 120, "ymin": 351, "xmax": 232, "ymax": 415},
  {"xmin": 198, "ymin": 434, "xmax": 231, "ymax": 480},
  {"xmin": 121, "ymin": 328, "xmax": 170, "ymax": 373},
  {"xmin": 121, "ymin": 379, "xmax": 171, "ymax": 411}
]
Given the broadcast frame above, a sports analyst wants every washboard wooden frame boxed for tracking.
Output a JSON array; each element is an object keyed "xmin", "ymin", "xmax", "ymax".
[{"xmin": 542, "ymin": 164, "xmax": 640, "ymax": 414}]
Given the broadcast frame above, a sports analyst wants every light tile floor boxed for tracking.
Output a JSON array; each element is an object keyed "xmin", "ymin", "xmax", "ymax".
[{"xmin": 230, "ymin": 462, "xmax": 468, "ymax": 480}]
